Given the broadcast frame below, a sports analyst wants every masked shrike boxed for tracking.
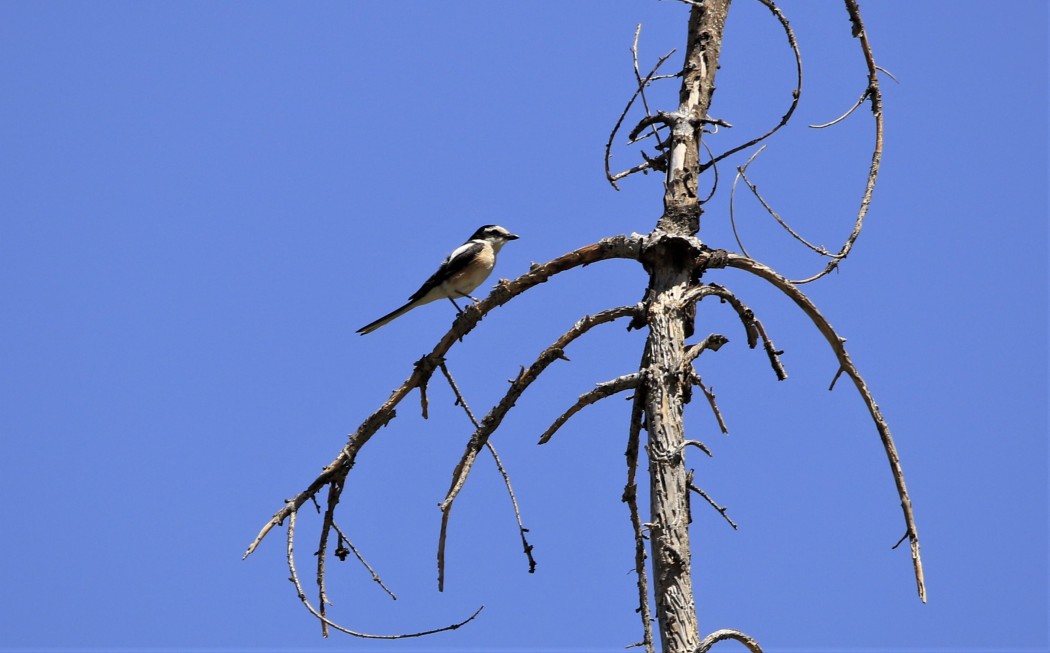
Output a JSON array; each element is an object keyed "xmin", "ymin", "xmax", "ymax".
[{"xmin": 357, "ymin": 225, "xmax": 519, "ymax": 335}]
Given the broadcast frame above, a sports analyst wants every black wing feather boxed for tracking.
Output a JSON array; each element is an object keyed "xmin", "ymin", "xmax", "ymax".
[{"xmin": 407, "ymin": 241, "xmax": 483, "ymax": 303}]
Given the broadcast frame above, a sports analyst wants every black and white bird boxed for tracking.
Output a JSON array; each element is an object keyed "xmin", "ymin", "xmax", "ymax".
[{"xmin": 357, "ymin": 225, "xmax": 519, "ymax": 335}]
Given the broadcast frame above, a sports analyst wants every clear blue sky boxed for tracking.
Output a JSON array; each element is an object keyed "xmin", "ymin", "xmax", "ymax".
[{"xmin": 1, "ymin": 2, "xmax": 1046, "ymax": 651}]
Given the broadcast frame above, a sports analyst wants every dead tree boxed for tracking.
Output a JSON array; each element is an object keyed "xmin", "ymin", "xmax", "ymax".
[{"xmin": 244, "ymin": 2, "xmax": 924, "ymax": 652}]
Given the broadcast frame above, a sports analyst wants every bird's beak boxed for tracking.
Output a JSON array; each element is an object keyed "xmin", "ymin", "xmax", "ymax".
[{"xmin": 506, "ymin": 233, "xmax": 520, "ymax": 240}]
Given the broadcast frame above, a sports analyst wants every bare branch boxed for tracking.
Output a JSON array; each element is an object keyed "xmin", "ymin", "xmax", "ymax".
[
  {"xmin": 610, "ymin": 158, "xmax": 664, "ymax": 184},
  {"xmin": 436, "ymin": 362, "xmax": 538, "ymax": 577},
  {"xmin": 725, "ymin": 252, "xmax": 926, "ymax": 602},
  {"xmin": 623, "ymin": 388, "xmax": 654, "ymax": 653},
  {"xmin": 683, "ymin": 439, "xmax": 713, "ymax": 458},
  {"xmin": 330, "ymin": 520, "xmax": 397, "ymax": 601},
  {"xmin": 682, "ymin": 283, "xmax": 787, "ymax": 381},
  {"xmin": 682, "ymin": 333, "xmax": 729, "ymax": 368},
  {"xmin": 698, "ymin": 140, "xmax": 720, "ymax": 205},
  {"xmin": 689, "ymin": 373, "xmax": 729, "ymax": 435},
  {"xmin": 286, "ymin": 511, "xmax": 484, "ymax": 639},
  {"xmin": 687, "ymin": 479, "xmax": 738, "ymax": 530},
  {"xmin": 791, "ymin": 0, "xmax": 885, "ymax": 284},
  {"xmin": 696, "ymin": 628, "xmax": 764, "ymax": 653},
  {"xmin": 728, "ymin": 147, "xmax": 760, "ymax": 259},
  {"xmin": 633, "ymin": 24, "xmax": 668, "ymax": 147},
  {"xmin": 738, "ymin": 161, "xmax": 839, "ymax": 258},
  {"xmin": 484, "ymin": 440, "xmax": 537, "ymax": 574},
  {"xmin": 538, "ymin": 373, "xmax": 641, "ymax": 445},
  {"xmin": 809, "ymin": 88, "xmax": 869, "ymax": 129},
  {"xmin": 438, "ymin": 362, "xmax": 480, "ymax": 428},
  {"xmin": 700, "ymin": 0, "xmax": 803, "ymax": 171},
  {"xmin": 606, "ymin": 35, "xmax": 678, "ymax": 189},
  {"xmin": 316, "ymin": 477, "xmax": 345, "ymax": 636},
  {"xmin": 828, "ymin": 365, "xmax": 846, "ymax": 391}
]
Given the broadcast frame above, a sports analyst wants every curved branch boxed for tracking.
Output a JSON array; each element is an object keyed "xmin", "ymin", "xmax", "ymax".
[
  {"xmin": 737, "ymin": 160, "xmax": 839, "ymax": 259},
  {"xmin": 286, "ymin": 511, "xmax": 484, "ymax": 639},
  {"xmin": 243, "ymin": 235, "xmax": 644, "ymax": 560},
  {"xmin": 728, "ymin": 147, "xmax": 760, "ymax": 259},
  {"xmin": 791, "ymin": 0, "xmax": 884, "ymax": 284},
  {"xmin": 698, "ymin": 139, "xmax": 720, "ymax": 205},
  {"xmin": 696, "ymin": 628, "xmax": 764, "ymax": 653},
  {"xmin": 724, "ymin": 252, "xmax": 926, "ymax": 602},
  {"xmin": 700, "ymin": 0, "xmax": 802, "ymax": 171},
  {"xmin": 538, "ymin": 373, "xmax": 641, "ymax": 445},
  {"xmin": 809, "ymin": 88, "xmax": 869, "ymax": 128},
  {"xmin": 682, "ymin": 282, "xmax": 787, "ymax": 381}
]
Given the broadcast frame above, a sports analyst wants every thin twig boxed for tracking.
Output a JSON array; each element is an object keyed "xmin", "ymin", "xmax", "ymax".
[
  {"xmin": 738, "ymin": 164, "xmax": 838, "ymax": 258},
  {"xmin": 437, "ymin": 362, "xmax": 537, "ymax": 576},
  {"xmin": 829, "ymin": 366, "xmax": 846, "ymax": 391},
  {"xmin": 699, "ymin": 139, "xmax": 719, "ymax": 205},
  {"xmin": 632, "ymin": 24, "xmax": 664, "ymax": 148},
  {"xmin": 438, "ymin": 362, "xmax": 480, "ymax": 427},
  {"xmin": 731, "ymin": 145, "xmax": 840, "ymax": 261},
  {"xmin": 809, "ymin": 89, "xmax": 869, "ymax": 128},
  {"xmin": 610, "ymin": 159, "xmax": 660, "ymax": 184},
  {"xmin": 330, "ymin": 520, "xmax": 397, "ymax": 600},
  {"xmin": 728, "ymin": 146, "xmax": 762, "ymax": 259},
  {"xmin": 484, "ymin": 441, "xmax": 537, "ymax": 574},
  {"xmin": 687, "ymin": 480, "xmax": 738, "ymax": 530},
  {"xmin": 691, "ymin": 374, "xmax": 728, "ymax": 435},
  {"xmin": 752, "ymin": 318, "xmax": 788, "ymax": 382}
]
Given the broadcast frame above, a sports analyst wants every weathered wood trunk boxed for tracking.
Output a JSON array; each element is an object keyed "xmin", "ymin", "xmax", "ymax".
[{"xmin": 643, "ymin": 2, "xmax": 731, "ymax": 651}]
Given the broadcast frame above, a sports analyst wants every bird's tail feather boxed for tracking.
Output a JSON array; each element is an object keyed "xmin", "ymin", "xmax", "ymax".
[{"xmin": 357, "ymin": 301, "xmax": 417, "ymax": 335}]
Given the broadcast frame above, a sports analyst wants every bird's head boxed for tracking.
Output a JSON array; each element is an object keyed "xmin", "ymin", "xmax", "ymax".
[{"xmin": 471, "ymin": 225, "xmax": 519, "ymax": 249}]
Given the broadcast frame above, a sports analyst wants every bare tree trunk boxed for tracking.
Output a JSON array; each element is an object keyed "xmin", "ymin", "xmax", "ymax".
[
  {"xmin": 643, "ymin": 2, "xmax": 731, "ymax": 652},
  {"xmin": 659, "ymin": 1, "xmax": 731, "ymax": 235}
]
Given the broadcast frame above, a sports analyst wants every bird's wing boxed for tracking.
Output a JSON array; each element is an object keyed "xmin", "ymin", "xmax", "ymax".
[{"xmin": 407, "ymin": 240, "xmax": 484, "ymax": 303}]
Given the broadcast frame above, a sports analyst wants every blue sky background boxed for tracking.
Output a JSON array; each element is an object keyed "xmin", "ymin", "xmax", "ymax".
[{"xmin": 1, "ymin": 2, "xmax": 1046, "ymax": 652}]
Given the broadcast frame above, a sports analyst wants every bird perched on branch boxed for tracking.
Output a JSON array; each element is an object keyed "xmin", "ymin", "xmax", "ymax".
[{"xmin": 357, "ymin": 225, "xmax": 519, "ymax": 335}]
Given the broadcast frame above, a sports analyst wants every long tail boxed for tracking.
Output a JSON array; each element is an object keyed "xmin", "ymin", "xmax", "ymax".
[{"xmin": 357, "ymin": 300, "xmax": 418, "ymax": 335}]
